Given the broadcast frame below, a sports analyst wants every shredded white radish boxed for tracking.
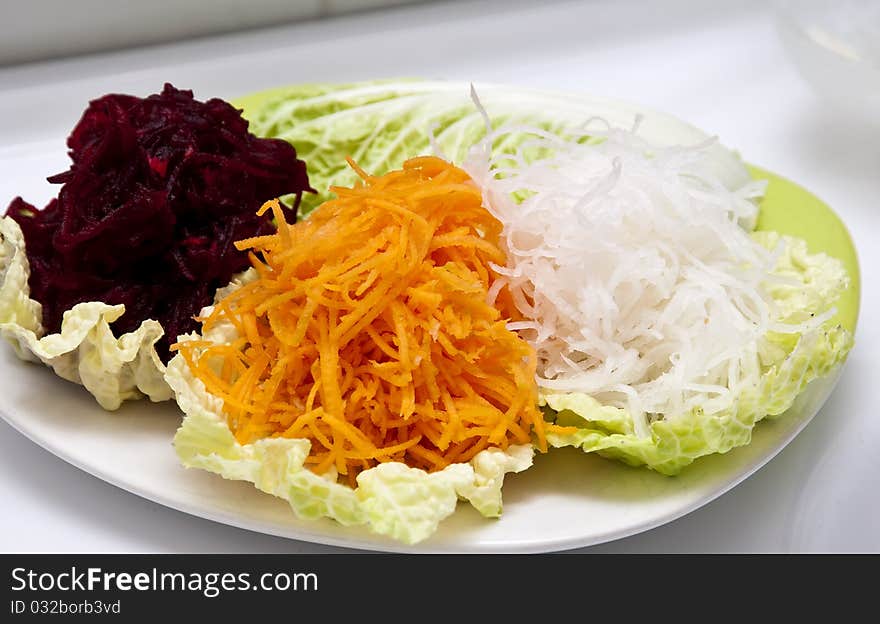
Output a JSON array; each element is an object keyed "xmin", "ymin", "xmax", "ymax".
[{"xmin": 462, "ymin": 95, "xmax": 818, "ymax": 437}]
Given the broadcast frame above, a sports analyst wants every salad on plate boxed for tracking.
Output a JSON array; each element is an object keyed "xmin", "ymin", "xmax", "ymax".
[{"xmin": 0, "ymin": 80, "xmax": 856, "ymax": 544}]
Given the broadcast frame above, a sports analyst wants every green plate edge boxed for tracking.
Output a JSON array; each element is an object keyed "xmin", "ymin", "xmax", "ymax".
[
  {"xmin": 749, "ymin": 165, "xmax": 860, "ymax": 333},
  {"xmin": 232, "ymin": 92, "xmax": 860, "ymax": 334}
]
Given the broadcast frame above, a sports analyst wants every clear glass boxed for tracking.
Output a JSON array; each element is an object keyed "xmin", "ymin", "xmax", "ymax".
[{"xmin": 774, "ymin": 0, "xmax": 880, "ymax": 125}]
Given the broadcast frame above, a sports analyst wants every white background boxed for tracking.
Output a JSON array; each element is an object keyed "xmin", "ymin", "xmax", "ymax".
[
  {"xmin": 0, "ymin": 0, "xmax": 424, "ymax": 65},
  {"xmin": 0, "ymin": 0, "xmax": 876, "ymax": 552}
]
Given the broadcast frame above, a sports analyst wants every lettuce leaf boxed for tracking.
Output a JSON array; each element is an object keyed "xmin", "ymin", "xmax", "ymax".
[
  {"xmin": 241, "ymin": 80, "xmax": 752, "ymax": 216},
  {"xmin": 543, "ymin": 232, "xmax": 853, "ymax": 474},
  {"xmin": 0, "ymin": 216, "xmax": 171, "ymax": 410},
  {"xmin": 166, "ymin": 318, "xmax": 533, "ymax": 544}
]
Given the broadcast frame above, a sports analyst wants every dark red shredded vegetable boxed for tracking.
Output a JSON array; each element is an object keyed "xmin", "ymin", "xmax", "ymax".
[{"xmin": 5, "ymin": 83, "xmax": 313, "ymax": 362}]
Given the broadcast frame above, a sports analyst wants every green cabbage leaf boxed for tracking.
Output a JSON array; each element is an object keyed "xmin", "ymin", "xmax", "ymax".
[
  {"xmin": 543, "ymin": 232, "xmax": 852, "ymax": 474},
  {"xmin": 0, "ymin": 216, "xmax": 170, "ymax": 410},
  {"xmin": 239, "ymin": 80, "xmax": 752, "ymax": 215}
]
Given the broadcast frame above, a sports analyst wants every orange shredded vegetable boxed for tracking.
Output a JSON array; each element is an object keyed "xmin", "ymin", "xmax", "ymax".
[{"xmin": 176, "ymin": 156, "xmax": 555, "ymax": 479}]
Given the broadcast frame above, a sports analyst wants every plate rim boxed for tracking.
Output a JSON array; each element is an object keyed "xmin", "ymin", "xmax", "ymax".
[{"xmin": 0, "ymin": 364, "xmax": 845, "ymax": 553}]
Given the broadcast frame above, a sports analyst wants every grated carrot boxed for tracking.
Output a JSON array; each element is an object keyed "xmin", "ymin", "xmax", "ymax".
[{"xmin": 176, "ymin": 156, "xmax": 559, "ymax": 477}]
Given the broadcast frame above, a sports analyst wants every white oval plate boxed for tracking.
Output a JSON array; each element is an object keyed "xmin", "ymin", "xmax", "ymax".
[
  {"xmin": 0, "ymin": 83, "xmax": 857, "ymax": 553},
  {"xmin": 0, "ymin": 343, "xmax": 844, "ymax": 553}
]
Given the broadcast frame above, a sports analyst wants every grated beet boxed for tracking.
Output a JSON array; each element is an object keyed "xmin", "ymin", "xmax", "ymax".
[{"xmin": 6, "ymin": 83, "xmax": 312, "ymax": 362}]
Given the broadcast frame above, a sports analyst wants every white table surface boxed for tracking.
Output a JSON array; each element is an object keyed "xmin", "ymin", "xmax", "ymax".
[{"xmin": 0, "ymin": 0, "xmax": 876, "ymax": 553}]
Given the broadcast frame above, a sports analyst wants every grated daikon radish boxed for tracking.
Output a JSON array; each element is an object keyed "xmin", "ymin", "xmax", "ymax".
[{"xmin": 462, "ymin": 102, "xmax": 824, "ymax": 438}]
